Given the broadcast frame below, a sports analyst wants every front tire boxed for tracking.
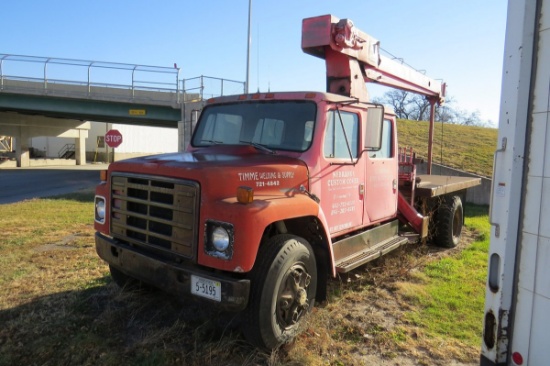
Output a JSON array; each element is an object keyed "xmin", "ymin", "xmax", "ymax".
[{"xmin": 243, "ymin": 234, "xmax": 317, "ymax": 350}]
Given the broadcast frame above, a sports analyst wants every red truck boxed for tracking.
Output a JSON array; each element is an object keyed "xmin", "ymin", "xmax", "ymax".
[{"xmin": 94, "ymin": 15, "xmax": 480, "ymax": 349}]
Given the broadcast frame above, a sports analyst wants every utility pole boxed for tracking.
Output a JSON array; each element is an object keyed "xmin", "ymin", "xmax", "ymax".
[{"xmin": 245, "ymin": 0, "xmax": 252, "ymax": 93}]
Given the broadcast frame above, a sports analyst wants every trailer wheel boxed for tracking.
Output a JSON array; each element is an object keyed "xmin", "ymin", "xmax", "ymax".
[
  {"xmin": 243, "ymin": 234, "xmax": 317, "ymax": 350},
  {"xmin": 433, "ymin": 195, "xmax": 463, "ymax": 248}
]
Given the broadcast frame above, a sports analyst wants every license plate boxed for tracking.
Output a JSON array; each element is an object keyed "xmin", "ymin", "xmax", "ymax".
[{"xmin": 191, "ymin": 275, "xmax": 221, "ymax": 302}]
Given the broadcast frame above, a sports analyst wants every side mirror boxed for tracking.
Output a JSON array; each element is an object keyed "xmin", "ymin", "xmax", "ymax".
[{"xmin": 364, "ymin": 105, "xmax": 384, "ymax": 150}]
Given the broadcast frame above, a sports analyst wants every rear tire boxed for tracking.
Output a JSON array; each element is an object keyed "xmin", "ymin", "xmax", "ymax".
[
  {"xmin": 433, "ymin": 195, "xmax": 463, "ymax": 248},
  {"xmin": 243, "ymin": 234, "xmax": 317, "ymax": 350}
]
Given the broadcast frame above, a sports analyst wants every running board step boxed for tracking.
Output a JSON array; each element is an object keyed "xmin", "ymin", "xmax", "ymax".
[{"xmin": 334, "ymin": 235, "xmax": 409, "ymax": 273}]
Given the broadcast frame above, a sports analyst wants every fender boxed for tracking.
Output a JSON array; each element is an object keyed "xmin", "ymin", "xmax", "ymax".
[
  {"xmin": 198, "ymin": 192, "xmax": 335, "ymax": 275},
  {"xmin": 315, "ymin": 205, "xmax": 336, "ymax": 277}
]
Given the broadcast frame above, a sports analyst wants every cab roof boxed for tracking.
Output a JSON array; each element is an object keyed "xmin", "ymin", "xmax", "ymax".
[{"xmin": 206, "ymin": 91, "xmax": 373, "ymax": 105}]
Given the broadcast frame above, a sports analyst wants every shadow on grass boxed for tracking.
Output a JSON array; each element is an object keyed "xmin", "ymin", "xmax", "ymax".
[
  {"xmin": 464, "ymin": 203, "xmax": 489, "ymax": 218},
  {"xmin": 0, "ymin": 277, "xmax": 270, "ymax": 366}
]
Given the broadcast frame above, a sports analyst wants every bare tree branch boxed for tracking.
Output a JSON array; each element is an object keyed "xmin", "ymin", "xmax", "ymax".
[{"xmin": 373, "ymin": 91, "xmax": 486, "ymax": 126}]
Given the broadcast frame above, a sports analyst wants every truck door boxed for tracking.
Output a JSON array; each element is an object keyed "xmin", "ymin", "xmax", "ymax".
[
  {"xmin": 319, "ymin": 108, "xmax": 365, "ymax": 235},
  {"xmin": 364, "ymin": 117, "xmax": 398, "ymax": 224}
]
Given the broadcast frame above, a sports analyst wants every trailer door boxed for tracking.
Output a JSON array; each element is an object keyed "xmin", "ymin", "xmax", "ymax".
[{"xmin": 481, "ymin": 0, "xmax": 550, "ymax": 365}]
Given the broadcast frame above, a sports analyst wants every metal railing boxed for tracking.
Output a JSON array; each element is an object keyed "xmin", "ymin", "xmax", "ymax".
[
  {"xmin": 181, "ymin": 75, "xmax": 245, "ymax": 102},
  {"xmin": 0, "ymin": 53, "xmax": 246, "ymax": 108},
  {"xmin": 0, "ymin": 136, "xmax": 12, "ymax": 152},
  {"xmin": 0, "ymin": 53, "xmax": 181, "ymax": 106},
  {"xmin": 58, "ymin": 143, "xmax": 75, "ymax": 159}
]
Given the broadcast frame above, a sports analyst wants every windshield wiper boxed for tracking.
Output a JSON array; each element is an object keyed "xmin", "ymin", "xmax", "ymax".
[
  {"xmin": 240, "ymin": 140, "xmax": 276, "ymax": 155},
  {"xmin": 200, "ymin": 139, "xmax": 223, "ymax": 145}
]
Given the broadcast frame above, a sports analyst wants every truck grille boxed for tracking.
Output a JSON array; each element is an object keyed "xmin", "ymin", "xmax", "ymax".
[{"xmin": 110, "ymin": 174, "xmax": 199, "ymax": 259}]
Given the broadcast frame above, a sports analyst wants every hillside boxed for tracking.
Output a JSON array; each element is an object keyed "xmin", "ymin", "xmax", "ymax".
[{"xmin": 397, "ymin": 119, "xmax": 498, "ymax": 178}]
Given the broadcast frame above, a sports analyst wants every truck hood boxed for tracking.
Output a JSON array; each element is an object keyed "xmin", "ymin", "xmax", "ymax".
[{"xmin": 108, "ymin": 145, "xmax": 310, "ymax": 200}]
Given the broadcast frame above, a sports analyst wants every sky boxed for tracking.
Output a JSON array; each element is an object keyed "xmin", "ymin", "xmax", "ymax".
[{"xmin": 1, "ymin": 1, "xmax": 507, "ymax": 125}]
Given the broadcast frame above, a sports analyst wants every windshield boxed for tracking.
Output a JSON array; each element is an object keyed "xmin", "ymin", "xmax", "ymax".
[{"xmin": 191, "ymin": 101, "xmax": 317, "ymax": 152}]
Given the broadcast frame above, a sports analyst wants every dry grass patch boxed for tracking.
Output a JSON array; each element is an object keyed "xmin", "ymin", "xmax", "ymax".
[{"xmin": 1, "ymin": 193, "xmax": 487, "ymax": 366}]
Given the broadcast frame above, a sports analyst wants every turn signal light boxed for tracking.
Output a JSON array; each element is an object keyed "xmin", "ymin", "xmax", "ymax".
[
  {"xmin": 99, "ymin": 170, "xmax": 108, "ymax": 182},
  {"xmin": 237, "ymin": 186, "xmax": 254, "ymax": 204}
]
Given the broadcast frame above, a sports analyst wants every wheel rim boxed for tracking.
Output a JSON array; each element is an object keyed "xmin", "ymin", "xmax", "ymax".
[{"xmin": 276, "ymin": 263, "xmax": 312, "ymax": 329}]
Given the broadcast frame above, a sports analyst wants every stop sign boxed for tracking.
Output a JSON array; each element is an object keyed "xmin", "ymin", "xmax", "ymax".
[{"xmin": 105, "ymin": 129, "xmax": 123, "ymax": 148}]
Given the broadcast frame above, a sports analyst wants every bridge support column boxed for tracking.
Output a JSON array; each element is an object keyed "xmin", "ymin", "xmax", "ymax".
[
  {"xmin": 178, "ymin": 120, "xmax": 185, "ymax": 152},
  {"xmin": 75, "ymin": 130, "xmax": 86, "ymax": 165},
  {"xmin": 15, "ymin": 126, "xmax": 30, "ymax": 168}
]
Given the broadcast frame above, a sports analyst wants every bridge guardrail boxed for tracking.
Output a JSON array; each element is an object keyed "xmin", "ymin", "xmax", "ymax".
[{"xmin": 0, "ymin": 53, "xmax": 246, "ymax": 109}]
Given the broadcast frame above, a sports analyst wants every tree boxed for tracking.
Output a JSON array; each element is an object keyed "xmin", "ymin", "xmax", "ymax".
[
  {"xmin": 373, "ymin": 90, "xmax": 412, "ymax": 120},
  {"xmin": 373, "ymin": 91, "xmax": 486, "ymax": 126},
  {"xmin": 372, "ymin": 90, "xmax": 428, "ymax": 121},
  {"xmin": 456, "ymin": 109, "xmax": 482, "ymax": 126},
  {"xmin": 436, "ymin": 98, "xmax": 457, "ymax": 123},
  {"xmin": 409, "ymin": 94, "xmax": 431, "ymax": 121}
]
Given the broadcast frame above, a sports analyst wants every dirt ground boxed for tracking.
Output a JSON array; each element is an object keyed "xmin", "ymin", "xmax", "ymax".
[
  {"xmin": 360, "ymin": 355, "xmax": 476, "ymax": 366},
  {"xmin": 297, "ymin": 228, "xmax": 482, "ymax": 366}
]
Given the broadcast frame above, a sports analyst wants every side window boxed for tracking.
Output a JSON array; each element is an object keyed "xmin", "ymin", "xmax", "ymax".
[
  {"xmin": 324, "ymin": 110, "xmax": 359, "ymax": 159},
  {"xmin": 302, "ymin": 120, "xmax": 314, "ymax": 149},
  {"xmin": 369, "ymin": 119, "xmax": 392, "ymax": 159}
]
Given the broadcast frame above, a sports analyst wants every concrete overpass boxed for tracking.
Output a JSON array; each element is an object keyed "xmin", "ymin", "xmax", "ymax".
[{"xmin": 0, "ymin": 54, "xmax": 244, "ymax": 167}]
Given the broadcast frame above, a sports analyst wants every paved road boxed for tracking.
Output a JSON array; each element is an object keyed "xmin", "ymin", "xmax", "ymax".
[{"xmin": 0, "ymin": 164, "xmax": 109, "ymax": 204}]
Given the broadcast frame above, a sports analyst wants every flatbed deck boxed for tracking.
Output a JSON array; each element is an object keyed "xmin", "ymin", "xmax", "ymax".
[{"xmin": 415, "ymin": 174, "xmax": 481, "ymax": 198}]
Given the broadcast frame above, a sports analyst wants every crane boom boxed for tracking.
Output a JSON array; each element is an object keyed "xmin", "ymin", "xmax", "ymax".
[
  {"xmin": 302, "ymin": 14, "xmax": 445, "ymax": 174},
  {"xmin": 302, "ymin": 14, "xmax": 445, "ymax": 103}
]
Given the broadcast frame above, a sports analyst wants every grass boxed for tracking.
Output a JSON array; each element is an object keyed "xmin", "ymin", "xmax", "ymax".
[
  {"xmin": 0, "ymin": 192, "xmax": 490, "ymax": 365},
  {"xmin": 397, "ymin": 119, "xmax": 498, "ymax": 177},
  {"xmin": 287, "ymin": 204, "xmax": 491, "ymax": 365},
  {"xmin": 393, "ymin": 204, "xmax": 491, "ymax": 360}
]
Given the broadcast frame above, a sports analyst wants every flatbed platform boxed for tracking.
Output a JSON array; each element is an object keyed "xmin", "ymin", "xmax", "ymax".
[{"xmin": 415, "ymin": 174, "xmax": 481, "ymax": 198}]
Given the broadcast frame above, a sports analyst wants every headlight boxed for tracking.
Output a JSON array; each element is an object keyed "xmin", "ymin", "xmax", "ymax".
[
  {"xmin": 212, "ymin": 227, "xmax": 230, "ymax": 251},
  {"xmin": 95, "ymin": 196, "xmax": 106, "ymax": 224},
  {"xmin": 205, "ymin": 220, "xmax": 234, "ymax": 260}
]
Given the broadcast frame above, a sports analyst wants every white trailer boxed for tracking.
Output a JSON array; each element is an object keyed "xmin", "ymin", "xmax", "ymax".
[{"xmin": 481, "ymin": 0, "xmax": 550, "ymax": 365}]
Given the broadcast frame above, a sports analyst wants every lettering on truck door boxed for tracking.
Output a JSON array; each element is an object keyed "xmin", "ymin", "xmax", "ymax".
[{"xmin": 320, "ymin": 109, "xmax": 365, "ymax": 234}]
